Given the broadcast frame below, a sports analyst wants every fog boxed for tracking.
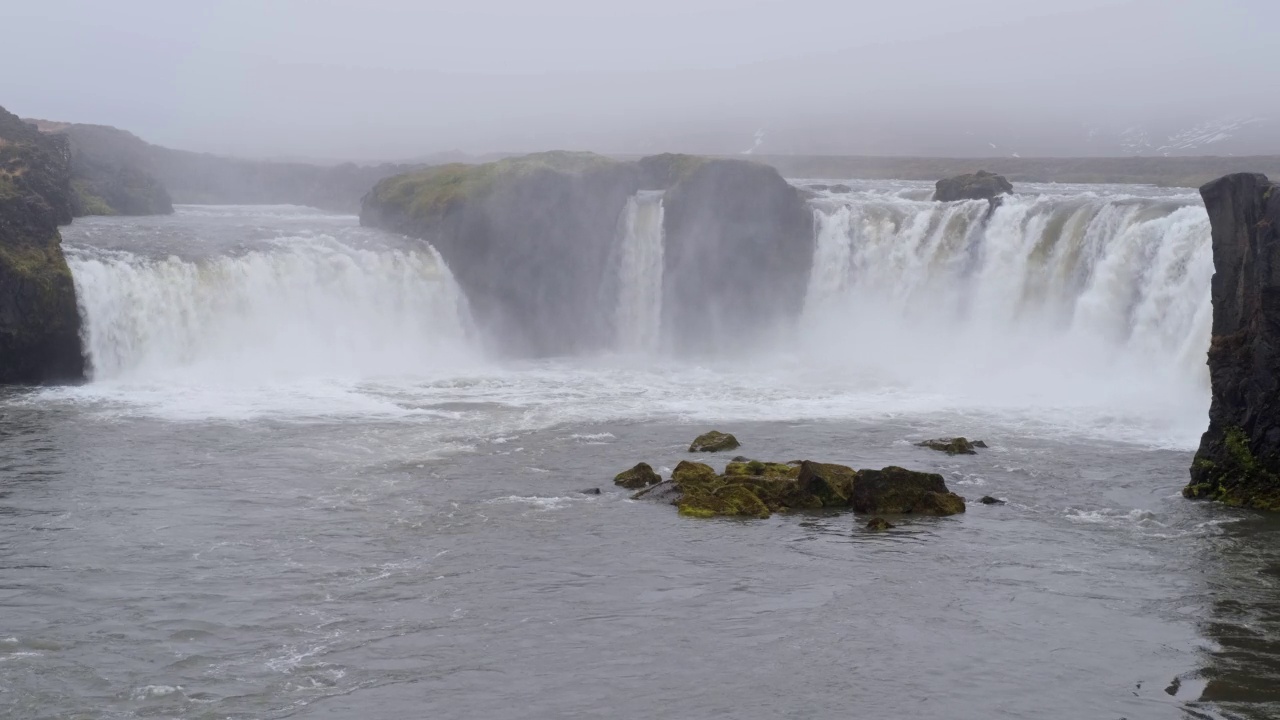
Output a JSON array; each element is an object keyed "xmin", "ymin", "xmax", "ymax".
[{"xmin": 4, "ymin": 0, "xmax": 1277, "ymax": 160}]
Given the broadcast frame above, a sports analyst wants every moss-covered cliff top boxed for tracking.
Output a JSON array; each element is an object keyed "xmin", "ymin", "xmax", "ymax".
[{"xmin": 367, "ymin": 151, "xmax": 622, "ymax": 223}]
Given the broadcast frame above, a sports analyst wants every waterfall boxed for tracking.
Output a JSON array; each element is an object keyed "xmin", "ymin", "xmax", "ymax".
[
  {"xmin": 66, "ymin": 234, "xmax": 472, "ymax": 382},
  {"xmin": 800, "ymin": 189, "xmax": 1213, "ymax": 417},
  {"xmin": 613, "ymin": 191, "xmax": 666, "ymax": 353}
]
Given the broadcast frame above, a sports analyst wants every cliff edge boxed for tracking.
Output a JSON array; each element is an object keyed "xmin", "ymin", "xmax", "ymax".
[
  {"xmin": 0, "ymin": 106, "xmax": 85, "ymax": 383},
  {"xmin": 1186, "ymin": 173, "xmax": 1280, "ymax": 509}
]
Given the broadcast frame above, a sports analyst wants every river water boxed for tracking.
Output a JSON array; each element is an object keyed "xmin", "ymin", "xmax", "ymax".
[{"xmin": 1, "ymin": 192, "xmax": 1278, "ymax": 719}]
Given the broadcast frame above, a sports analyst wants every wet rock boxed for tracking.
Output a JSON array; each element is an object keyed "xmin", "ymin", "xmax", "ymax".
[
  {"xmin": 688, "ymin": 431, "xmax": 740, "ymax": 453},
  {"xmin": 579, "ymin": 487, "xmax": 602, "ymax": 495},
  {"xmin": 1186, "ymin": 173, "xmax": 1280, "ymax": 510},
  {"xmin": 978, "ymin": 495, "xmax": 1004, "ymax": 505},
  {"xmin": 794, "ymin": 461, "xmax": 859, "ymax": 507},
  {"xmin": 865, "ymin": 517, "xmax": 894, "ymax": 531},
  {"xmin": 916, "ymin": 437, "xmax": 983, "ymax": 455},
  {"xmin": 723, "ymin": 459, "xmax": 800, "ymax": 479},
  {"xmin": 933, "ymin": 170, "xmax": 1013, "ymax": 202},
  {"xmin": 631, "ymin": 480, "xmax": 681, "ymax": 504},
  {"xmin": 850, "ymin": 466, "xmax": 966, "ymax": 516},
  {"xmin": 613, "ymin": 462, "xmax": 661, "ymax": 489},
  {"xmin": 678, "ymin": 484, "xmax": 771, "ymax": 519},
  {"xmin": 671, "ymin": 460, "xmax": 718, "ymax": 488},
  {"xmin": 731, "ymin": 455, "xmax": 749, "ymax": 462}
]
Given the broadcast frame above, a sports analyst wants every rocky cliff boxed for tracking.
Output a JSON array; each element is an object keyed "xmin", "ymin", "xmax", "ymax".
[
  {"xmin": 0, "ymin": 107, "xmax": 85, "ymax": 383},
  {"xmin": 1186, "ymin": 173, "xmax": 1280, "ymax": 509},
  {"xmin": 361, "ymin": 152, "xmax": 813, "ymax": 356},
  {"xmin": 33, "ymin": 120, "xmax": 416, "ymax": 215}
]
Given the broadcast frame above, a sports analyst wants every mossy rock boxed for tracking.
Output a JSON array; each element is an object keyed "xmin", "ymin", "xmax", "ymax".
[
  {"xmin": 794, "ymin": 461, "xmax": 859, "ymax": 507},
  {"xmin": 723, "ymin": 459, "xmax": 800, "ymax": 479},
  {"xmin": 367, "ymin": 151, "xmax": 621, "ymax": 224},
  {"xmin": 689, "ymin": 430, "xmax": 741, "ymax": 453},
  {"xmin": 614, "ymin": 462, "xmax": 661, "ymax": 489},
  {"xmin": 672, "ymin": 460, "xmax": 718, "ymax": 489},
  {"xmin": 850, "ymin": 466, "xmax": 966, "ymax": 516},
  {"xmin": 677, "ymin": 484, "xmax": 771, "ymax": 519},
  {"xmin": 916, "ymin": 437, "xmax": 983, "ymax": 455},
  {"xmin": 866, "ymin": 517, "xmax": 894, "ymax": 531},
  {"xmin": 1184, "ymin": 426, "xmax": 1280, "ymax": 510}
]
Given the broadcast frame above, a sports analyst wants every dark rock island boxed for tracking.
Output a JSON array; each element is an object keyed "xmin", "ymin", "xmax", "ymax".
[
  {"xmin": 360, "ymin": 152, "xmax": 813, "ymax": 357},
  {"xmin": 933, "ymin": 170, "xmax": 1013, "ymax": 203},
  {"xmin": 1186, "ymin": 173, "xmax": 1280, "ymax": 510},
  {"xmin": 0, "ymin": 106, "xmax": 85, "ymax": 383}
]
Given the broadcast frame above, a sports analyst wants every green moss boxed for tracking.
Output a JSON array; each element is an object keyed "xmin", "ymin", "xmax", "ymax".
[
  {"xmin": 723, "ymin": 460, "xmax": 799, "ymax": 479},
  {"xmin": 71, "ymin": 179, "xmax": 116, "ymax": 216},
  {"xmin": 613, "ymin": 462, "xmax": 661, "ymax": 489},
  {"xmin": 688, "ymin": 430, "xmax": 740, "ymax": 453},
  {"xmin": 671, "ymin": 460, "xmax": 718, "ymax": 489},
  {"xmin": 1185, "ymin": 427, "xmax": 1280, "ymax": 510},
  {"xmin": 677, "ymin": 484, "xmax": 771, "ymax": 519},
  {"xmin": 369, "ymin": 151, "xmax": 620, "ymax": 223}
]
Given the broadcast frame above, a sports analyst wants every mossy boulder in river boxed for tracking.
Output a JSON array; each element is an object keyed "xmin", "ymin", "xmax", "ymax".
[
  {"xmin": 688, "ymin": 431, "xmax": 741, "ymax": 453},
  {"xmin": 850, "ymin": 466, "xmax": 966, "ymax": 516},
  {"xmin": 613, "ymin": 462, "xmax": 661, "ymax": 489},
  {"xmin": 629, "ymin": 457, "xmax": 965, "ymax": 520},
  {"xmin": 916, "ymin": 437, "xmax": 986, "ymax": 455}
]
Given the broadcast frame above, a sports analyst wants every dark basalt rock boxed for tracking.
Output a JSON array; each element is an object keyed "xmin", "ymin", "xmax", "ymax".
[
  {"xmin": 579, "ymin": 488, "xmax": 602, "ymax": 495},
  {"xmin": 361, "ymin": 152, "xmax": 813, "ymax": 357},
  {"xmin": 933, "ymin": 170, "xmax": 1013, "ymax": 203},
  {"xmin": 979, "ymin": 495, "xmax": 1005, "ymax": 505},
  {"xmin": 1186, "ymin": 173, "xmax": 1280, "ymax": 510},
  {"xmin": 0, "ymin": 106, "xmax": 85, "ymax": 383},
  {"xmin": 688, "ymin": 430, "xmax": 741, "ymax": 453},
  {"xmin": 613, "ymin": 462, "xmax": 661, "ymax": 489},
  {"xmin": 865, "ymin": 517, "xmax": 894, "ymax": 531},
  {"xmin": 916, "ymin": 437, "xmax": 984, "ymax": 455}
]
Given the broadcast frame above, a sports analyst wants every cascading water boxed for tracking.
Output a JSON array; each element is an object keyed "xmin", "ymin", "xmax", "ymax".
[
  {"xmin": 613, "ymin": 191, "xmax": 666, "ymax": 353},
  {"xmin": 799, "ymin": 186, "xmax": 1213, "ymax": 435},
  {"xmin": 66, "ymin": 221, "xmax": 472, "ymax": 384}
]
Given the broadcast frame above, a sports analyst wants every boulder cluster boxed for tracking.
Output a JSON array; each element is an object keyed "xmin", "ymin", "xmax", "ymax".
[{"xmin": 616, "ymin": 430, "xmax": 969, "ymax": 521}]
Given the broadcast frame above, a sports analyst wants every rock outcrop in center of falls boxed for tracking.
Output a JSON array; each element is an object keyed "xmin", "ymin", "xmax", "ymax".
[
  {"xmin": 0, "ymin": 105, "xmax": 85, "ymax": 384},
  {"xmin": 1186, "ymin": 173, "xmax": 1280, "ymax": 510},
  {"xmin": 933, "ymin": 170, "xmax": 1013, "ymax": 203},
  {"xmin": 359, "ymin": 152, "xmax": 813, "ymax": 356}
]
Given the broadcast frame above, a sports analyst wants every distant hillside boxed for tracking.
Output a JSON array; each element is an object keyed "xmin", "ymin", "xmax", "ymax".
[{"xmin": 30, "ymin": 120, "xmax": 421, "ymax": 215}]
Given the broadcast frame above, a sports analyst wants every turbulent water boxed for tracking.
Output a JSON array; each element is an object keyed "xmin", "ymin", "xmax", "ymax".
[{"xmin": 2, "ymin": 195, "xmax": 1279, "ymax": 719}]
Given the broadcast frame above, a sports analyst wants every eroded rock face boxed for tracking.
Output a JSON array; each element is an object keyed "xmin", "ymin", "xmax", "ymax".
[
  {"xmin": 0, "ymin": 106, "xmax": 84, "ymax": 383},
  {"xmin": 933, "ymin": 171, "xmax": 1013, "ymax": 202},
  {"xmin": 1186, "ymin": 173, "xmax": 1280, "ymax": 510},
  {"xmin": 361, "ymin": 152, "xmax": 813, "ymax": 357}
]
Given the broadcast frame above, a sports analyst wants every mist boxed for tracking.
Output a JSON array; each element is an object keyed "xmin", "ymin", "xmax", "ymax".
[{"xmin": 4, "ymin": 0, "xmax": 1278, "ymax": 159}]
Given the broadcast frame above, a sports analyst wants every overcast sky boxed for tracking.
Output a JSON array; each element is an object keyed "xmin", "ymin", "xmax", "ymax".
[{"xmin": 3, "ymin": 0, "xmax": 1276, "ymax": 159}]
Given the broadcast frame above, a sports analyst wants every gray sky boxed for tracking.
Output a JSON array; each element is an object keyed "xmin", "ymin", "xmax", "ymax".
[{"xmin": 4, "ymin": 0, "xmax": 1276, "ymax": 159}]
